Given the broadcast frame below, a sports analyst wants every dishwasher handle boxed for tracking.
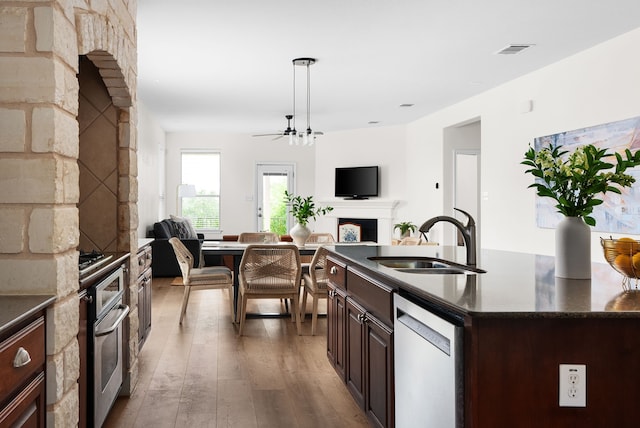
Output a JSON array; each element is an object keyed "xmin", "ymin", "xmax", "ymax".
[{"xmin": 397, "ymin": 309, "xmax": 451, "ymax": 356}]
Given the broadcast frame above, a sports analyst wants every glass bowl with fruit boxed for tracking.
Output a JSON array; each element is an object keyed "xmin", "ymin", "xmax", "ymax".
[{"xmin": 601, "ymin": 237, "xmax": 640, "ymax": 290}]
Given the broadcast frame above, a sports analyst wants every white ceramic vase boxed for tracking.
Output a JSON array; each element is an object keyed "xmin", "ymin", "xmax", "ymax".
[
  {"xmin": 290, "ymin": 222, "xmax": 311, "ymax": 247},
  {"xmin": 555, "ymin": 216, "xmax": 591, "ymax": 279}
]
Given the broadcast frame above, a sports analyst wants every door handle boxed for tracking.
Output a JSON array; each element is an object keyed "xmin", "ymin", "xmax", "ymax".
[{"xmin": 95, "ymin": 304, "xmax": 130, "ymax": 337}]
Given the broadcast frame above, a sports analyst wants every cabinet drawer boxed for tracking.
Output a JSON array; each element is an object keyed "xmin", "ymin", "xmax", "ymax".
[
  {"xmin": 0, "ymin": 371, "xmax": 45, "ymax": 427},
  {"xmin": 137, "ymin": 246, "xmax": 152, "ymax": 276},
  {"xmin": 327, "ymin": 256, "xmax": 347, "ymax": 290},
  {"xmin": 0, "ymin": 317, "xmax": 45, "ymax": 399},
  {"xmin": 347, "ymin": 268, "xmax": 394, "ymax": 327}
]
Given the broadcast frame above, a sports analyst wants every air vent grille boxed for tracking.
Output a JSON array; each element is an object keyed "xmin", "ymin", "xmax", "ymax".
[{"xmin": 495, "ymin": 44, "xmax": 535, "ymax": 55}]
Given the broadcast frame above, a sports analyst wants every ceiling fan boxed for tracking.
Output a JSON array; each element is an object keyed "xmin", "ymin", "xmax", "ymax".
[
  {"xmin": 252, "ymin": 114, "xmax": 324, "ymax": 141},
  {"xmin": 252, "ymin": 114, "xmax": 296, "ymax": 140}
]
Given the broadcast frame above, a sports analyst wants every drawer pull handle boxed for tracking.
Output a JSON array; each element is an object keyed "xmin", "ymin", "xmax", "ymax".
[
  {"xmin": 330, "ymin": 266, "xmax": 337, "ymax": 275},
  {"xmin": 13, "ymin": 347, "xmax": 31, "ymax": 368}
]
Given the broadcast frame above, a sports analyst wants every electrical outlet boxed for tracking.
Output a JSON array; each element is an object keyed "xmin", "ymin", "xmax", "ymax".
[{"xmin": 559, "ymin": 364, "xmax": 586, "ymax": 407}]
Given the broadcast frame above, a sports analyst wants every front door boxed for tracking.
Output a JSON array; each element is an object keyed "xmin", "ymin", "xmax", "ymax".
[{"xmin": 256, "ymin": 163, "xmax": 294, "ymax": 234}]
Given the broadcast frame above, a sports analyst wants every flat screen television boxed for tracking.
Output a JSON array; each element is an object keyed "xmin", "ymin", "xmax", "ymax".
[{"xmin": 334, "ymin": 166, "xmax": 379, "ymax": 199}]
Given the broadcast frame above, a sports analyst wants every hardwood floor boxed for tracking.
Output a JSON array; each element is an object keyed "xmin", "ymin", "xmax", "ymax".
[{"xmin": 104, "ymin": 277, "xmax": 369, "ymax": 428}]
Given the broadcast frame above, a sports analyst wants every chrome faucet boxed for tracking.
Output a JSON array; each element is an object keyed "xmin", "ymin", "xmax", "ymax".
[{"xmin": 419, "ymin": 208, "xmax": 477, "ymax": 266}]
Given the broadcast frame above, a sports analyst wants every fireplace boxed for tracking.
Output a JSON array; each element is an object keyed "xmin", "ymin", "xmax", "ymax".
[
  {"xmin": 317, "ymin": 199, "xmax": 398, "ymax": 245},
  {"xmin": 338, "ymin": 218, "xmax": 378, "ymax": 242}
]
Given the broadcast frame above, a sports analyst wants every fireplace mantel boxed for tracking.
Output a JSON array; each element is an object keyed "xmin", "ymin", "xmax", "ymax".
[{"xmin": 317, "ymin": 199, "xmax": 400, "ymax": 244}]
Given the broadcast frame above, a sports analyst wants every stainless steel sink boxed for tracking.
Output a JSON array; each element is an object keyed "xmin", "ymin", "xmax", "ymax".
[{"xmin": 368, "ymin": 256, "xmax": 486, "ymax": 274}]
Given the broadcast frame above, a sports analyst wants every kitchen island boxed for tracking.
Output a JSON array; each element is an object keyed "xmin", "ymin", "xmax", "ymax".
[{"xmin": 324, "ymin": 244, "xmax": 640, "ymax": 428}]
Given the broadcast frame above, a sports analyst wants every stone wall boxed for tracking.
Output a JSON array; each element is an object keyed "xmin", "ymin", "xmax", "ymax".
[{"xmin": 0, "ymin": 1, "xmax": 137, "ymax": 426}]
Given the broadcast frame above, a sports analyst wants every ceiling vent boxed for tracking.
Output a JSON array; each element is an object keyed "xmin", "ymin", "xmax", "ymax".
[{"xmin": 495, "ymin": 44, "xmax": 535, "ymax": 55}]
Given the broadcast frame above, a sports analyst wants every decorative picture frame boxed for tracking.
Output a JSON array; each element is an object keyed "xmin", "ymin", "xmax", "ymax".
[{"xmin": 338, "ymin": 223, "xmax": 361, "ymax": 242}]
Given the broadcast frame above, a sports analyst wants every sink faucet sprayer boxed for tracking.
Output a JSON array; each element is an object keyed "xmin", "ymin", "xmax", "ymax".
[{"xmin": 419, "ymin": 208, "xmax": 477, "ymax": 266}]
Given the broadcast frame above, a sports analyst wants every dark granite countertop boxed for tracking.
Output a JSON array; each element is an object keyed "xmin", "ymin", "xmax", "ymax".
[
  {"xmin": 0, "ymin": 295, "xmax": 56, "ymax": 336},
  {"xmin": 325, "ymin": 245, "xmax": 640, "ymax": 317}
]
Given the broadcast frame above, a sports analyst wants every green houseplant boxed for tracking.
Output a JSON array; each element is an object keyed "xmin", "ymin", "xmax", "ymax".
[
  {"xmin": 284, "ymin": 191, "xmax": 333, "ymax": 246},
  {"xmin": 394, "ymin": 221, "xmax": 417, "ymax": 238},
  {"xmin": 522, "ymin": 143, "xmax": 640, "ymax": 226}
]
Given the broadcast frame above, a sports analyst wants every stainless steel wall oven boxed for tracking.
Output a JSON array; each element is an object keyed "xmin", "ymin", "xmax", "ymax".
[{"xmin": 84, "ymin": 262, "xmax": 129, "ymax": 427}]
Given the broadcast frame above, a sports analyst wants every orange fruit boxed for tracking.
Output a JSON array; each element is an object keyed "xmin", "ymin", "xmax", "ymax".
[
  {"xmin": 632, "ymin": 253, "xmax": 640, "ymax": 275},
  {"xmin": 615, "ymin": 237, "xmax": 639, "ymax": 255},
  {"xmin": 614, "ymin": 254, "xmax": 634, "ymax": 276}
]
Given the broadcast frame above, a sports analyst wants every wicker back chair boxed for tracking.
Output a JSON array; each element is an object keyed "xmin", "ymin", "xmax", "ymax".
[
  {"xmin": 301, "ymin": 233, "xmax": 335, "ymax": 264},
  {"xmin": 169, "ymin": 237, "xmax": 234, "ymax": 324},
  {"xmin": 306, "ymin": 233, "xmax": 335, "ymax": 244},
  {"xmin": 237, "ymin": 244, "xmax": 302, "ymax": 335},
  {"xmin": 301, "ymin": 246, "xmax": 329, "ymax": 335},
  {"xmin": 237, "ymin": 232, "xmax": 279, "ymax": 243},
  {"xmin": 398, "ymin": 236, "xmax": 422, "ymax": 245}
]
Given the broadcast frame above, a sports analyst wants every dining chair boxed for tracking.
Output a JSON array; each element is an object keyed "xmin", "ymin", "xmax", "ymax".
[
  {"xmin": 398, "ymin": 236, "xmax": 422, "ymax": 245},
  {"xmin": 306, "ymin": 232, "xmax": 335, "ymax": 244},
  {"xmin": 238, "ymin": 232, "xmax": 279, "ymax": 243},
  {"xmin": 168, "ymin": 237, "xmax": 234, "ymax": 324},
  {"xmin": 301, "ymin": 232, "xmax": 335, "ymax": 265},
  {"xmin": 301, "ymin": 245, "xmax": 329, "ymax": 335},
  {"xmin": 237, "ymin": 244, "xmax": 302, "ymax": 335}
]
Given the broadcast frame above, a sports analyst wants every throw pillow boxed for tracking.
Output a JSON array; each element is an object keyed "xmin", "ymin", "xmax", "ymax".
[{"xmin": 170, "ymin": 215, "xmax": 198, "ymax": 239}]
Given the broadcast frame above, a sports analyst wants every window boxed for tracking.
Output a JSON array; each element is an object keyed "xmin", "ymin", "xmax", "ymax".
[{"xmin": 180, "ymin": 151, "xmax": 220, "ymax": 230}]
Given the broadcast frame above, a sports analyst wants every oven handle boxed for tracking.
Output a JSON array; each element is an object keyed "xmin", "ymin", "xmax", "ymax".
[{"xmin": 95, "ymin": 304, "xmax": 130, "ymax": 337}]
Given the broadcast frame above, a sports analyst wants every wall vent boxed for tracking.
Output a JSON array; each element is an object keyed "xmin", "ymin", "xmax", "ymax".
[{"xmin": 495, "ymin": 44, "xmax": 535, "ymax": 55}]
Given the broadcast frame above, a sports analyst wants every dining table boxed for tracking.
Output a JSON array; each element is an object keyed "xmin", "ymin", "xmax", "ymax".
[{"xmin": 201, "ymin": 241, "xmax": 322, "ymax": 321}]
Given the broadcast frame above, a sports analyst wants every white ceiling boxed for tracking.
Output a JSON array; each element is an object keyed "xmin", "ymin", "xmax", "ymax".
[{"xmin": 137, "ymin": 0, "xmax": 640, "ymax": 135}]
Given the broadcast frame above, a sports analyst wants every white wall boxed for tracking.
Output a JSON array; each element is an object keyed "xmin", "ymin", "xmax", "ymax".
[
  {"xmin": 137, "ymin": 101, "xmax": 166, "ymax": 238},
  {"xmin": 315, "ymin": 125, "xmax": 407, "ymax": 201},
  {"xmin": 165, "ymin": 132, "xmax": 316, "ymax": 238},
  {"xmin": 396, "ymin": 27, "xmax": 640, "ymax": 262},
  {"xmin": 313, "ymin": 125, "xmax": 408, "ymax": 238}
]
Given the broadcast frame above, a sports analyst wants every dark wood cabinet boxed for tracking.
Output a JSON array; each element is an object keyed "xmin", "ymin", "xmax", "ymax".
[
  {"xmin": 346, "ymin": 299, "xmax": 365, "ymax": 408},
  {"xmin": 326, "ymin": 255, "xmax": 395, "ymax": 428},
  {"xmin": 346, "ymin": 289, "xmax": 394, "ymax": 428},
  {"xmin": 137, "ymin": 243, "xmax": 152, "ymax": 350},
  {"xmin": 327, "ymin": 282, "xmax": 347, "ymax": 381},
  {"xmin": 363, "ymin": 309, "xmax": 393, "ymax": 428},
  {"xmin": 0, "ymin": 316, "xmax": 46, "ymax": 428}
]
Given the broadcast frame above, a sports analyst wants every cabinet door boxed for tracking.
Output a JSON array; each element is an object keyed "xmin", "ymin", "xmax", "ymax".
[
  {"xmin": 365, "ymin": 315, "xmax": 394, "ymax": 428},
  {"xmin": 334, "ymin": 286, "xmax": 347, "ymax": 381},
  {"xmin": 0, "ymin": 372, "xmax": 45, "ymax": 428},
  {"xmin": 346, "ymin": 299, "xmax": 366, "ymax": 409},
  {"xmin": 138, "ymin": 280, "xmax": 145, "ymax": 345},
  {"xmin": 137, "ymin": 245, "xmax": 153, "ymax": 351},
  {"xmin": 137, "ymin": 270, "xmax": 152, "ymax": 350},
  {"xmin": 144, "ymin": 274, "xmax": 152, "ymax": 334},
  {"xmin": 327, "ymin": 283, "xmax": 337, "ymax": 364}
]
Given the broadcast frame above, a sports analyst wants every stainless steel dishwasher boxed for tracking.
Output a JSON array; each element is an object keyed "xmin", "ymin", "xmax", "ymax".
[{"xmin": 394, "ymin": 292, "xmax": 464, "ymax": 427}]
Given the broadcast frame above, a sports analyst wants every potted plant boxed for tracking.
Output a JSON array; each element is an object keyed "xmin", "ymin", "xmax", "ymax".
[
  {"xmin": 394, "ymin": 221, "xmax": 417, "ymax": 238},
  {"xmin": 522, "ymin": 142, "xmax": 640, "ymax": 279},
  {"xmin": 284, "ymin": 191, "xmax": 333, "ymax": 246}
]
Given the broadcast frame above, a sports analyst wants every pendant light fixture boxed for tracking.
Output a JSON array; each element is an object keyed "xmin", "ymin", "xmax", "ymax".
[{"xmin": 290, "ymin": 57, "xmax": 317, "ymax": 146}]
